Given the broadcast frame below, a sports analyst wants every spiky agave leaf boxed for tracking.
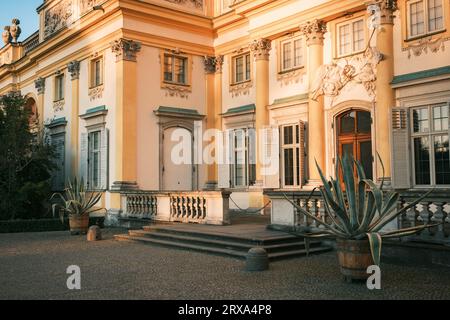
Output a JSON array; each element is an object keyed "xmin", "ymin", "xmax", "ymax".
[{"xmin": 366, "ymin": 232, "xmax": 382, "ymax": 266}]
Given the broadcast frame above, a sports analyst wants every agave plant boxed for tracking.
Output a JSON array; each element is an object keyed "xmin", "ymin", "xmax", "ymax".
[
  {"xmin": 51, "ymin": 177, "xmax": 105, "ymax": 223},
  {"xmin": 284, "ymin": 153, "xmax": 438, "ymax": 266}
]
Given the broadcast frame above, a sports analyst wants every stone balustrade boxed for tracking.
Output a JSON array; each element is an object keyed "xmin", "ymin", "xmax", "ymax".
[
  {"xmin": 119, "ymin": 190, "xmax": 231, "ymax": 225},
  {"xmin": 265, "ymin": 189, "xmax": 450, "ymax": 245}
]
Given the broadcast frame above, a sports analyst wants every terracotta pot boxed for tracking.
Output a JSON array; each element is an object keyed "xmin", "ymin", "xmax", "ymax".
[
  {"xmin": 336, "ymin": 238, "xmax": 374, "ymax": 282},
  {"xmin": 69, "ymin": 215, "xmax": 89, "ymax": 235}
]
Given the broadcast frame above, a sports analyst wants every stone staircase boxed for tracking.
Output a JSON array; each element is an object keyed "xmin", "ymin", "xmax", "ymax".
[{"xmin": 114, "ymin": 224, "xmax": 332, "ymax": 261}]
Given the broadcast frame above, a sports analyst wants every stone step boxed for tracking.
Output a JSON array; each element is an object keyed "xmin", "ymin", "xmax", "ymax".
[
  {"xmin": 142, "ymin": 225, "xmax": 303, "ymax": 246},
  {"xmin": 114, "ymin": 234, "xmax": 332, "ymax": 260},
  {"xmin": 128, "ymin": 230, "xmax": 323, "ymax": 253}
]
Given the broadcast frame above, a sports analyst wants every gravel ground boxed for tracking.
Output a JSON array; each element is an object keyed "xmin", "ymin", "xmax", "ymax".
[{"xmin": 0, "ymin": 228, "xmax": 449, "ymax": 300}]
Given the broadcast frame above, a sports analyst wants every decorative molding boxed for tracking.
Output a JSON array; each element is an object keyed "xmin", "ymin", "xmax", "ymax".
[
  {"xmin": 80, "ymin": 0, "xmax": 102, "ymax": 14},
  {"xmin": 111, "ymin": 39, "xmax": 142, "ymax": 62},
  {"xmin": 277, "ymin": 68, "xmax": 305, "ymax": 86},
  {"xmin": 311, "ymin": 47, "xmax": 382, "ymax": 100},
  {"xmin": 203, "ymin": 55, "xmax": 224, "ymax": 74},
  {"xmin": 299, "ymin": 19, "xmax": 327, "ymax": 46},
  {"xmin": 229, "ymin": 81, "xmax": 253, "ymax": 97},
  {"xmin": 89, "ymin": 85, "xmax": 104, "ymax": 101},
  {"xmin": 404, "ymin": 36, "xmax": 447, "ymax": 59},
  {"xmin": 53, "ymin": 100, "xmax": 65, "ymax": 112},
  {"xmin": 67, "ymin": 60, "xmax": 81, "ymax": 80},
  {"xmin": 249, "ymin": 38, "xmax": 272, "ymax": 60},
  {"xmin": 163, "ymin": 0, "xmax": 203, "ymax": 10},
  {"xmin": 162, "ymin": 84, "xmax": 191, "ymax": 98},
  {"xmin": 35, "ymin": 77, "xmax": 46, "ymax": 95}
]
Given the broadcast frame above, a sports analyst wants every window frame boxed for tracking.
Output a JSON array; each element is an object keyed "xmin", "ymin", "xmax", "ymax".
[
  {"xmin": 88, "ymin": 129, "xmax": 102, "ymax": 190},
  {"xmin": 231, "ymin": 52, "xmax": 252, "ymax": 85},
  {"xmin": 230, "ymin": 128, "xmax": 256, "ymax": 188},
  {"xmin": 163, "ymin": 53, "xmax": 189, "ymax": 86},
  {"xmin": 335, "ymin": 16, "xmax": 367, "ymax": 58},
  {"xmin": 89, "ymin": 56, "xmax": 104, "ymax": 89},
  {"xmin": 54, "ymin": 73, "xmax": 65, "ymax": 102},
  {"xmin": 279, "ymin": 36, "xmax": 304, "ymax": 73},
  {"xmin": 410, "ymin": 103, "xmax": 450, "ymax": 187},
  {"xmin": 281, "ymin": 124, "xmax": 302, "ymax": 188},
  {"xmin": 406, "ymin": 0, "xmax": 445, "ymax": 40}
]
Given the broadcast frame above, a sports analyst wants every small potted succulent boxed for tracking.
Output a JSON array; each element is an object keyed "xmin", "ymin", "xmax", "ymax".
[
  {"xmin": 285, "ymin": 154, "xmax": 437, "ymax": 282},
  {"xmin": 51, "ymin": 177, "xmax": 105, "ymax": 235}
]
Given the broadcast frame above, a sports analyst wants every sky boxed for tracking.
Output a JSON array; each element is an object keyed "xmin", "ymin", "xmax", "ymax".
[{"xmin": 0, "ymin": 0, "xmax": 43, "ymax": 40}]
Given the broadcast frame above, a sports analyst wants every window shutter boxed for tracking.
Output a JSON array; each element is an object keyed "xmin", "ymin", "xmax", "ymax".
[
  {"xmin": 391, "ymin": 107, "xmax": 411, "ymax": 189},
  {"xmin": 100, "ymin": 129, "xmax": 109, "ymax": 190},
  {"xmin": 218, "ymin": 129, "xmax": 232, "ymax": 188},
  {"xmin": 299, "ymin": 121, "xmax": 306, "ymax": 187},
  {"xmin": 263, "ymin": 126, "xmax": 280, "ymax": 189},
  {"xmin": 80, "ymin": 133, "xmax": 88, "ymax": 186}
]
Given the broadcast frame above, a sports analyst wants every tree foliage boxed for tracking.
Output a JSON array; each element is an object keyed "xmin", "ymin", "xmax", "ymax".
[{"xmin": 0, "ymin": 93, "xmax": 55, "ymax": 220}]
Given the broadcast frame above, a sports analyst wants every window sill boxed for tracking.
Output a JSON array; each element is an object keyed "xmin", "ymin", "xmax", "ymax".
[
  {"xmin": 163, "ymin": 81, "xmax": 190, "ymax": 88},
  {"xmin": 89, "ymin": 84, "xmax": 104, "ymax": 90},
  {"xmin": 405, "ymin": 29, "xmax": 447, "ymax": 43},
  {"xmin": 278, "ymin": 66, "xmax": 304, "ymax": 75},
  {"xmin": 230, "ymin": 79, "xmax": 252, "ymax": 87},
  {"xmin": 335, "ymin": 49, "xmax": 366, "ymax": 60}
]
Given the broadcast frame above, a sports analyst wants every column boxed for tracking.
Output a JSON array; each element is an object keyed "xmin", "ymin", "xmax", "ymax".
[
  {"xmin": 250, "ymin": 38, "xmax": 271, "ymax": 186},
  {"xmin": 369, "ymin": 0, "xmax": 396, "ymax": 182},
  {"xmin": 110, "ymin": 39, "xmax": 141, "ymax": 208},
  {"xmin": 68, "ymin": 60, "xmax": 80, "ymax": 178},
  {"xmin": 203, "ymin": 55, "xmax": 224, "ymax": 189},
  {"xmin": 300, "ymin": 19, "xmax": 327, "ymax": 184},
  {"xmin": 34, "ymin": 77, "xmax": 45, "ymax": 129}
]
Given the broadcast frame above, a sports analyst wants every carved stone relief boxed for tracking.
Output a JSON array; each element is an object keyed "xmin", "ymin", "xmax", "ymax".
[
  {"xmin": 311, "ymin": 47, "xmax": 382, "ymax": 101},
  {"xmin": 404, "ymin": 36, "xmax": 447, "ymax": 59},
  {"xmin": 164, "ymin": 0, "xmax": 203, "ymax": 10},
  {"xmin": 229, "ymin": 81, "xmax": 253, "ymax": 97},
  {"xmin": 89, "ymin": 85, "xmax": 104, "ymax": 101},
  {"xmin": 44, "ymin": 0, "xmax": 74, "ymax": 39}
]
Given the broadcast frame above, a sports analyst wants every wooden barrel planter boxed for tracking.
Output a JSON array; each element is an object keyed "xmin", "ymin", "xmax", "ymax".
[
  {"xmin": 69, "ymin": 215, "xmax": 90, "ymax": 235},
  {"xmin": 336, "ymin": 238, "xmax": 374, "ymax": 282}
]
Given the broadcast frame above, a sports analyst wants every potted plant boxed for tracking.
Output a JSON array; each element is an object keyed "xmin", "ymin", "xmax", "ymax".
[
  {"xmin": 51, "ymin": 177, "xmax": 105, "ymax": 235},
  {"xmin": 284, "ymin": 154, "xmax": 438, "ymax": 282}
]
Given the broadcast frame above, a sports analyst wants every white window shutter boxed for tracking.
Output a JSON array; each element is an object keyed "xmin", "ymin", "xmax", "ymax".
[
  {"xmin": 100, "ymin": 129, "xmax": 109, "ymax": 190},
  {"xmin": 299, "ymin": 121, "xmax": 306, "ymax": 187},
  {"xmin": 263, "ymin": 126, "xmax": 280, "ymax": 189},
  {"xmin": 80, "ymin": 133, "xmax": 88, "ymax": 186},
  {"xmin": 218, "ymin": 129, "xmax": 232, "ymax": 188},
  {"xmin": 391, "ymin": 107, "xmax": 411, "ymax": 189}
]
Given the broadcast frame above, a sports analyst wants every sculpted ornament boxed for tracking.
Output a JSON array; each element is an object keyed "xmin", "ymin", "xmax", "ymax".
[
  {"xmin": 44, "ymin": 0, "xmax": 74, "ymax": 39},
  {"xmin": 311, "ymin": 47, "xmax": 382, "ymax": 101},
  {"xmin": 405, "ymin": 36, "xmax": 446, "ymax": 59},
  {"xmin": 2, "ymin": 26, "xmax": 11, "ymax": 45}
]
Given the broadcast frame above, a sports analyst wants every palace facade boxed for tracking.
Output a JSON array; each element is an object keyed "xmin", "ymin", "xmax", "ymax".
[{"xmin": 0, "ymin": 0, "xmax": 449, "ymax": 237}]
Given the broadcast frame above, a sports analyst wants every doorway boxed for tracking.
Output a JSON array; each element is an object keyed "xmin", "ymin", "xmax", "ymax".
[
  {"xmin": 162, "ymin": 126, "xmax": 194, "ymax": 191},
  {"xmin": 336, "ymin": 109, "xmax": 373, "ymax": 179}
]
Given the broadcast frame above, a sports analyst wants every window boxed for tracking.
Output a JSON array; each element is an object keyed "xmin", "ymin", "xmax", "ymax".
[
  {"xmin": 231, "ymin": 128, "xmax": 256, "ymax": 187},
  {"xmin": 232, "ymin": 53, "xmax": 251, "ymax": 84},
  {"xmin": 88, "ymin": 130, "xmax": 101, "ymax": 189},
  {"xmin": 281, "ymin": 37, "xmax": 303, "ymax": 72},
  {"xmin": 337, "ymin": 18, "xmax": 365, "ymax": 57},
  {"xmin": 90, "ymin": 57, "xmax": 103, "ymax": 88},
  {"xmin": 164, "ymin": 54, "xmax": 188, "ymax": 85},
  {"xmin": 54, "ymin": 74, "xmax": 64, "ymax": 101},
  {"xmin": 411, "ymin": 104, "xmax": 449, "ymax": 186},
  {"xmin": 281, "ymin": 124, "xmax": 301, "ymax": 187},
  {"xmin": 408, "ymin": 0, "xmax": 444, "ymax": 38}
]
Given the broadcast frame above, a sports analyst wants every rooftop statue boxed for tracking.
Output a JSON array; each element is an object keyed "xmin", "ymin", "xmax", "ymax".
[{"xmin": 2, "ymin": 19, "xmax": 21, "ymax": 45}]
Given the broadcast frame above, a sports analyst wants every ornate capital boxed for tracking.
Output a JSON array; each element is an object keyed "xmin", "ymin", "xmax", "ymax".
[
  {"xmin": 34, "ymin": 77, "xmax": 45, "ymax": 95},
  {"xmin": 366, "ymin": 0, "xmax": 397, "ymax": 25},
  {"xmin": 299, "ymin": 19, "xmax": 327, "ymax": 46},
  {"xmin": 203, "ymin": 55, "xmax": 224, "ymax": 74},
  {"xmin": 67, "ymin": 60, "xmax": 80, "ymax": 80},
  {"xmin": 111, "ymin": 39, "xmax": 142, "ymax": 62},
  {"xmin": 249, "ymin": 38, "xmax": 271, "ymax": 60}
]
